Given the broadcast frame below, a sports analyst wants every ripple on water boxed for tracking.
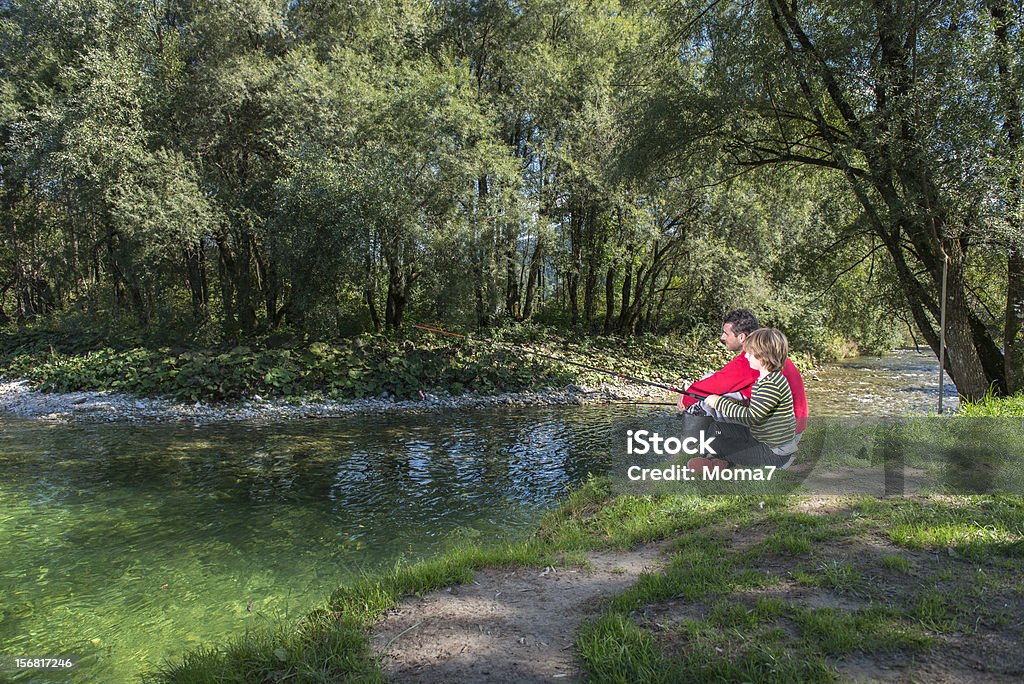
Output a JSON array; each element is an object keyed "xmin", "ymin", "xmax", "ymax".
[{"xmin": 0, "ymin": 405, "xmax": 633, "ymax": 682}]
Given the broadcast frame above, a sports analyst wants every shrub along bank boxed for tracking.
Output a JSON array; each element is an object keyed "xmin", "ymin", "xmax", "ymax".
[{"xmin": 0, "ymin": 326, "xmax": 738, "ymax": 403}]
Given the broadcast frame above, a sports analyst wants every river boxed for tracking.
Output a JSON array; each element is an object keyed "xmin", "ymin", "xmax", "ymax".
[{"xmin": 0, "ymin": 349, "xmax": 955, "ymax": 682}]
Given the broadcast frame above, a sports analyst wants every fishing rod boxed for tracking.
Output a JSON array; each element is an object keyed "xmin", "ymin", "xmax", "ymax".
[{"xmin": 413, "ymin": 324, "xmax": 711, "ymax": 401}]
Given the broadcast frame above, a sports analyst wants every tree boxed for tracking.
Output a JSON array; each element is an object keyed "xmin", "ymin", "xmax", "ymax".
[{"xmin": 644, "ymin": 0, "xmax": 1022, "ymax": 397}]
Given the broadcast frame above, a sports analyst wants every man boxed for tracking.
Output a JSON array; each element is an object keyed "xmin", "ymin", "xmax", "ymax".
[{"xmin": 680, "ymin": 309, "xmax": 808, "ymax": 448}]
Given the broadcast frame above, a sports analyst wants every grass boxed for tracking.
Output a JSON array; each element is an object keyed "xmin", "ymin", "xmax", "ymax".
[
  {"xmin": 570, "ymin": 488, "xmax": 1022, "ymax": 683},
  {"xmin": 149, "ymin": 541, "xmax": 554, "ymax": 683},
  {"xmin": 147, "ymin": 479, "xmax": 1024, "ymax": 683},
  {"xmin": 958, "ymin": 391, "xmax": 1024, "ymax": 417},
  {"xmin": 879, "ymin": 553, "xmax": 912, "ymax": 572}
]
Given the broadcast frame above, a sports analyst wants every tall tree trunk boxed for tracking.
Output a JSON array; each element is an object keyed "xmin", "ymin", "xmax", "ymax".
[
  {"xmin": 617, "ymin": 255, "xmax": 633, "ymax": 333},
  {"xmin": 215, "ymin": 236, "xmax": 237, "ymax": 331},
  {"xmin": 384, "ymin": 243, "xmax": 418, "ymax": 330},
  {"xmin": 990, "ymin": 0, "xmax": 1024, "ymax": 392},
  {"xmin": 522, "ymin": 235, "xmax": 544, "ymax": 320},
  {"xmin": 1006, "ymin": 249, "xmax": 1024, "ymax": 393},
  {"xmin": 365, "ymin": 288, "xmax": 381, "ymax": 333},
  {"xmin": 505, "ymin": 242, "xmax": 520, "ymax": 320},
  {"xmin": 939, "ymin": 244, "xmax": 992, "ymax": 398},
  {"xmin": 184, "ymin": 242, "xmax": 208, "ymax": 322},
  {"xmin": 567, "ymin": 210, "xmax": 582, "ymax": 326},
  {"xmin": 603, "ymin": 265, "xmax": 615, "ymax": 334},
  {"xmin": 583, "ymin": 207, "xmax": 599, "ymax": 328},
  {"xmin": 235, "ymin": 232, "xmax": 257, "ymax": 334}
]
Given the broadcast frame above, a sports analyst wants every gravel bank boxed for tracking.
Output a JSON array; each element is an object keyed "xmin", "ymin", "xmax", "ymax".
[{"xmin": 0, "ymin": 377, "xmax": 675, "ymax": 424}]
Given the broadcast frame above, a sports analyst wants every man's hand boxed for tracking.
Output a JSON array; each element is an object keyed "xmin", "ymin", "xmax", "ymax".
[{"xmin": 676, "ymin": 381, "xmax": 695, "ymax": 410}]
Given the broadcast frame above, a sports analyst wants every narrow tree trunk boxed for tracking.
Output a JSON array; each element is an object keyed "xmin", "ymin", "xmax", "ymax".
[
  {"xmin": 522, "ymin": 235, "xmax": 544, "ymax": 320},
  {"xmin": 364, "ymin": 243, "xmax": 381, "ymax": 332},
  {"xmin": 235, "ymin": 233, "xmax": 257, "ymax": 334},
  {"xmin": 365, "ymin": 288, "xmax": 381, "ymax": 332},
  {"xmin": 617, "ymin": 256, "xmax": 633, "ymax": 333},
  {"xmin": 184, "ymin": 242, "xmax": 207, "ymax": 322},
  {"xmin": 216, "ymin": 237, "xmax": 237, "ymax": 331},
  {"xmin": 989, "ymin": 0, "xmax": 1024, "ymax": 392},
  {"xmin": 1006, "ymin": 249, "xmax": 1024, "ymax": 393},
  {"xmin": 505, "ymin": 243, "xmax": 520, "ymax": 319},
  {"xmin": 603, "ymin": 265, "xmax": 615, "ymax": 333}
]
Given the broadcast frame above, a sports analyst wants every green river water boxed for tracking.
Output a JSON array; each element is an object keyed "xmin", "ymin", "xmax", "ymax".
[{"xmin": 0, "ymin": 350, "xmax": 956, "ymax": 682}]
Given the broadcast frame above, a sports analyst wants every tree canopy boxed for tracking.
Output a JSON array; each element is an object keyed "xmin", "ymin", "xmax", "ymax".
[{"xmin": 1, "ymin": 0, "xmax": 1020, "ymax": 397}]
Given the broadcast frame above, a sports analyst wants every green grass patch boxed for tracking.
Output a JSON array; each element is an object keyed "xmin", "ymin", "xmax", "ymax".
[
  {"xmin": 793, "ymin": 559, "xmax": 867, "ymax": 596},
  {"xmin": 871, "ymin": 498, "xmax": 1024, "ymax": 561},
  {"xmin": 909, "ymin": 589, "xmax": 965, "ymax": 633},
  {"xmin": 958, "ymin": 392, "xmax": 1024, "ymax": 417},
  {"xmin": 538, "ymin": 488, "xmax": 758, "ymax": 550},
  {"xmin": 762, "ymin": 532, "xmax": 813, "ymax": 556},
  {"xmin": 608, "ymin": 544, "xmax": 735, "ymax": 611},
  {"xmin": 577, "ymin": 613, "xmax": 674, "ymax": 683},
  {"xmin": 790, "ymin": 605, "xmax": 934, "ymax": 655},
  {"xmin": 879, "ymin": 553, "xmax": 912, "ymax": 572},
  {"xmin": 708, "ymin": 596, "xmax": 787, "ymax": 629}
]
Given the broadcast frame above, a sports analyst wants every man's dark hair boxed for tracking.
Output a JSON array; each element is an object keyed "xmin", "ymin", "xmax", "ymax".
[{"xmin": 723, "ymin": 308, "xmax": 759, "ymax": 336}]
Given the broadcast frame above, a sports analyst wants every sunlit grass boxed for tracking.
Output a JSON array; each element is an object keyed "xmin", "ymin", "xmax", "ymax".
[{"xmin": 151, "ymin": 481, "xmax": 1024, "ymax": 684}]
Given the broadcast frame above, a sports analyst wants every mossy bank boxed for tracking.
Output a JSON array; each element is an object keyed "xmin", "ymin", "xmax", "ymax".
[{"xmin": 1, "ymin": 326, "xmax": 744, "ymax": 421}]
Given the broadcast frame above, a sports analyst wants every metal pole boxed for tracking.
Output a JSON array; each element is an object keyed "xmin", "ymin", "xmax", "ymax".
[{"xmin": 938, "ymin": 252, "xmax": 948, "ymax": 414}]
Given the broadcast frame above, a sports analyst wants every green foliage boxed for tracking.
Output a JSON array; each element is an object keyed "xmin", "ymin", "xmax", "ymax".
[
  {"xmin": 959, "ymin": 391, "xmax": 1024, "ymax": 417},
  {"xmin": 0, "ymin": 326, "xmax": 728, "ymax": 402},
  {"xmin": 0, "ymin": 0, "xmax": 930, "ymax": 360}
]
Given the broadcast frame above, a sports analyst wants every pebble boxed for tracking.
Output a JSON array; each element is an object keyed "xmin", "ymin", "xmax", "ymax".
[{"xmin": 0, "ymin": 377, "xmax": 670, "ymax": 425}]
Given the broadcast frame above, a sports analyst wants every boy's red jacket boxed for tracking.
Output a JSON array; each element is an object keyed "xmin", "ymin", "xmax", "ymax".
[{"xmin": 681, "ymin": 354, "xmax": 808, "ymax": 433}]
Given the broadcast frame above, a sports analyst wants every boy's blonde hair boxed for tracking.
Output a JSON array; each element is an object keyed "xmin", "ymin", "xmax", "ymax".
[{"xmin": 743, "ymin": 328, "xmax": 788, "ymax": 372}]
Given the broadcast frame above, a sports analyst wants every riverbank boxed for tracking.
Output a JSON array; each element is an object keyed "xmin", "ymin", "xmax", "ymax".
[
  {"xmin": 0, "ymin": 376, "xmax": 668, "ymax": 423},
  {"xmin": 0, "ymin": 327, "xmax": 731, "ymax": 422},
  {"xmin": 150, "ymin": 479, "xmax": 1024, "ymax": 683}
]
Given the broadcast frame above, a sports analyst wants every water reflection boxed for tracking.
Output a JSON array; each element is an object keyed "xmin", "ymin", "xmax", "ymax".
[{"xmin": 0, "ymin": 406, "xmax": 634, "ymax": 682}]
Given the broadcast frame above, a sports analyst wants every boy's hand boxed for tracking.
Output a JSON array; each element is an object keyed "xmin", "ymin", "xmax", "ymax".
[{"xmin": 705, "ymin": 394, "xmax": 721, "ymax": 409}]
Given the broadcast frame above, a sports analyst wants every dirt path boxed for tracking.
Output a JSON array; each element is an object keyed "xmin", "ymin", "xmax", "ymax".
[{"xmin": 371, "ymin": 548, "xmax": 665, "ymax": 683}]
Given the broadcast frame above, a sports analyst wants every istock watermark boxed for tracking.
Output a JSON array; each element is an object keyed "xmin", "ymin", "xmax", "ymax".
[
  {"xmin": 610, "ymin": 414, "xmax": 1024, "ymax": 496},
  {"xmin": 626, "ymin": 464, "xmax": 779, "ymax": 482},
  {"xmin": 625, "ymin": 429, "xmax": 717, "ymax": 456}
]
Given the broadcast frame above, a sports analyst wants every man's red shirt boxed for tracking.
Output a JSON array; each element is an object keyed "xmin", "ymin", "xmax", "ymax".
[{"xmin": 682, "ymin": 354, "xmax": 808, "ymax": 432}]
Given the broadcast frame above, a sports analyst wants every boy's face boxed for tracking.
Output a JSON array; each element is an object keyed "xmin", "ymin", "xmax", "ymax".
[
  {"xmin": 721, "ymin": 323, "xmax": 746, "ymax": 352},
  {"xmin": 744, "ymin": 350, "xmax": 765, "ymax": 372}
]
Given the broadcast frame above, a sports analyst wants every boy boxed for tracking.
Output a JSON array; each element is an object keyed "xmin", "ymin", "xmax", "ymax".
[
  {"xmin": 687, "ymin": 328, "xmax": 796, "ymax": 473},
  {"xmin": 680, "ymin": 309, "xmax": 807, "ymax": 437}
]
